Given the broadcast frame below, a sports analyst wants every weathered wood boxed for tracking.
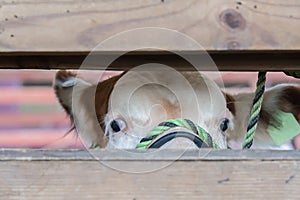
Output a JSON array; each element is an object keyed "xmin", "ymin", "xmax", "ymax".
[
  {"xmin": 1, "ymin": 149, "xmax": 300, "ymax": 161},
  {"xmin": 0, "ymin": 149, "xmax": 300, "ymax": 199},
  {"xmin": 0, "ymin": 0, "xmax": 300, "ymax": 51},
  {"xmin": 1, "ymin": 50, "xmax": 300, "ymax": 71},
  {"xmin": 1, "ymin": 0, "xmax": 300, "ymax": 70}
]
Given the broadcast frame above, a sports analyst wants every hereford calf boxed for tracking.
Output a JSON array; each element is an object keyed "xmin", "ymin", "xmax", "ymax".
[
  {"xmin": 54, "ymin": 70, "xmax": 300, "ymax": 149},
  {"xmin": 54, "ymin": 70, "xmax": 232, "ymax": 149}
]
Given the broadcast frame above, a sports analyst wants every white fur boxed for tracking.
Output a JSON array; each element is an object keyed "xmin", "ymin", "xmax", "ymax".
[{"xmin": 103, "ymin": 71, "xmax": 231, "ymax": 149}]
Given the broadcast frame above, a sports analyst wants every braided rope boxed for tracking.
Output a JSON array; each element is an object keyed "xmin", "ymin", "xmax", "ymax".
[
  {"xmin": 242, "ymin": 72, "xmax": 266, "ymax": 149},
  {"xmin": 136, "ymin": 118, "xmax": 220, "ymax": 149},
  {"xmin": 90, "ymin": 143, "xmax": 100, "ymax": 149}
]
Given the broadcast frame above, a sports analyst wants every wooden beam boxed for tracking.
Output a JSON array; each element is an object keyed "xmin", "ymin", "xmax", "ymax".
[
  {"xmin": 2, "ymin": 149, "xmax": 300, "ymax": 161},
  {"xmin": 1, "ymin": 0, "xmax": 300, "ymax": 70},
  {"xmin": 0, "ymin": 0, "xmax": 300, "ymax": 51},
  {"xmin": 0, "ymin": 149, "xmax": 300, "ymax": 199},
  {"xmin": 1, "ymin": 50, "xmax": 300, "ymax": 71}
]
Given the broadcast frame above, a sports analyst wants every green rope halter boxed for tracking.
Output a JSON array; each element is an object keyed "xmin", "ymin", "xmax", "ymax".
[
  {"xmin": 242, "ymin": 71, "xmax": 300, "ymax": 149},
  {"xmin": 136, "ymin": 118, "xmax": 221, "ymax": 149}
]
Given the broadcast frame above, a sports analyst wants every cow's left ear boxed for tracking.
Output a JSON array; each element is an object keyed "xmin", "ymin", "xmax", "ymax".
[
  {"xmin": 249, "ymin": 84, "xmax": 300, "ymax": 127},
  {"xmin": 224, "ymin": 84, "xmax": 300, "ymax": 124},
  {"xmin": 268, "ymin": 84, "xmax": 300, "ymax": 122}
]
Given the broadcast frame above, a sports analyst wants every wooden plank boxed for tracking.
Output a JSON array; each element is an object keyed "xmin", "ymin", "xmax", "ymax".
[
  {"xmin": 1, "ymin": 50, "xmax": 300, "ymax": 71},
  {"xmin": 0, "ymin": 149, "xmax": 300, "ymax": 199},
  {"xmin": 0, "ymin": 0, "xmax": 300, "ymax": 51},
  {"xmin": 1, "ymin": 161, "xmax": 300, "ymax": 199},
  {"xmin": 1, "ymin": 0, "xmax": 300, "ymax": 70},
  {"xmin": 1, "ymin": 149, "xmax": 300, "ymax": 161}
]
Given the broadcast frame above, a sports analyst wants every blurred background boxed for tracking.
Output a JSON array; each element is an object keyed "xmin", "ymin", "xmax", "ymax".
[{"xmin": 0, "ymin": 70, "xmax": 299, "ymax": 149}]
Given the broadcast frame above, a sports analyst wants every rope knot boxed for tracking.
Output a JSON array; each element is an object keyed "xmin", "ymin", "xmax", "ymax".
[{"xmin": 136, "ymin": 118, "xmax": 220, "ymax": 149}]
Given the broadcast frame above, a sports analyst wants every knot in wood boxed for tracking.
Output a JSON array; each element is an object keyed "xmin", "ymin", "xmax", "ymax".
[{"xmin": 220, "ymin": 9, "xmax": 246, "ymax": 31}]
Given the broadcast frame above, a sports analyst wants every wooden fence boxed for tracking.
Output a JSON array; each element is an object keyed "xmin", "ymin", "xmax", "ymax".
[{"xmin": 0, "ymin": 0, "xmax": 300, "ymax": 199}]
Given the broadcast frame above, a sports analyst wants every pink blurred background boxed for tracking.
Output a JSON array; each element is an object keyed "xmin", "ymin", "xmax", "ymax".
[{"xmin": 0, "ymin": 70, "xmax": 299, "ymax": 149}]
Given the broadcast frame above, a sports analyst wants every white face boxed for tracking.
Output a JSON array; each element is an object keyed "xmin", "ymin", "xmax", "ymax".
[{"xmin": 104, "ymin": 71, "xmax": 233, "ymax": 149}]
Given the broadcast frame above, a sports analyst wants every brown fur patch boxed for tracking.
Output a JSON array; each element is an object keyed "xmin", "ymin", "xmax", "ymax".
[
  {"xmin": 278, "ymin": 86, "xmax": 300, "ymax": 122},
  {"xmin": 55, "ymin": 70, "xmax": 76, "ymax": 82},
  {"xmin": 224, "ymin": 93, "xmax": 236, "ymax": 116},
  {"xmin": 54, "ymin": 70, "xmax": 77, "ymax": 118},
  {"xmin": 162, "ymin": 100, "xmax": 180, "ymax": 119},
  {"xmin": 259, "ymin": 105, "xmax": 273, "ymax": 127},
  {"xmin": 260, "ymin": 85, "xmax": 300, "ymax": 128},
  {"xmin": 95, "ymin": 73, "xmax": 125, "ymax": 130}
]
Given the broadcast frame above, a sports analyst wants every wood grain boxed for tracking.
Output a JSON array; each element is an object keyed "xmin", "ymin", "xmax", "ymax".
[
  {"xmin": 1, "ymin": 149, "xmax": 300, "ymax": 161},
  {"xmin": 0, "ymin": 149, "xmax": 300, "ymax": 199},
  {"xmin": 0, "ymin": 0, "xmax": 300, "ymax": 51},
  {"xmin": 1, "ymin": 0, "xmax": 300, "ymax": 70}
]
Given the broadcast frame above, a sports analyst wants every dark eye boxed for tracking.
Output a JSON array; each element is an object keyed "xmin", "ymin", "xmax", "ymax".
[
  {"xmin": 220, "ymin": 118, "xmax": 229, "ymax": 132},
  {"xmin": 110, "ymin": 120, "xmax": 121, "ymax": 132},
  {"xmin": 110, "ymin": 119, "xmax": 127, "ymax": 133}
]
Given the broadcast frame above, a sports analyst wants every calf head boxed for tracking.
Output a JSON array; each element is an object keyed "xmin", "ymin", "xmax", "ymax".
[{"xmin": 54, "ymin": 70, "xmax": 233, "ymax": 149}]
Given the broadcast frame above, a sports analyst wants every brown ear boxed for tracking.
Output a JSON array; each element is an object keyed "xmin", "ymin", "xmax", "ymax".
[
  {"xmin": 277, "ymin": 85, "xmax": 300, "ymax": 122},
  {"xmin": 224, "ymin": 92, "xmax": 236, "ymax": 116},
  {"xmin": 53, "ymin": 70, "xmax": 77, "ymax": 118},
  {"xmin": 225, "ymin": 85, "xmax": 299, "ymax": 135},
  {"xmin": 95, "ymin": 73, "xmax": 125, "ymax": 130},
  {"xmin": 258, "ymin": 85, "xmax": 300, "ymax": 127}
]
